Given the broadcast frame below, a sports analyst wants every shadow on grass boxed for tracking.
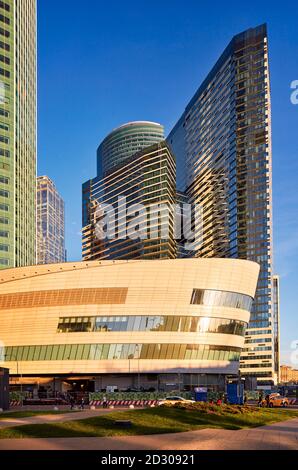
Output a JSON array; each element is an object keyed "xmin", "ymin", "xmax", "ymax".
[{"xmin": 0, "ymin": 407, "xmax": 297, "ymax": 439}]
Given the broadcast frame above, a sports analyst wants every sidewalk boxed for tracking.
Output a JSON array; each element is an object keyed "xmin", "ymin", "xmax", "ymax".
[{"xmin": 0, "ymin": 417, "xmax": 297, "ymax": 450}]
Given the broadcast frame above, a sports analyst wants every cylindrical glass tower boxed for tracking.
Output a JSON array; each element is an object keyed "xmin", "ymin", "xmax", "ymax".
[{"xmin": 97, "ymin": 121, "xmax": 164, "ymax": 177}]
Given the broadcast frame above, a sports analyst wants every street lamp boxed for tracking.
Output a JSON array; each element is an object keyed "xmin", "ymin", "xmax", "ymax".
[
  {"xmin": 135, "ymin": 344, "xmax": 141, "ymax": 391},
  {"xmin": 4, "ymin": 354, "xmax": 23, "ymax": 407}
]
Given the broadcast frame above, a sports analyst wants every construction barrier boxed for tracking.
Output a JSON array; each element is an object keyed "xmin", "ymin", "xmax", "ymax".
[{"xmin": 89, "ymin": 399, "xmax": 158, "ymax": 407}]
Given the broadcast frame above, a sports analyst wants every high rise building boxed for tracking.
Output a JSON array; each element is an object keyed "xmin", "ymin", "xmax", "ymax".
[
  {"xmin": 37, "ymin": 176, "xmax": 66, "ymax": 265},
  {"xmin": 167, "ymin": 24, "xmax": 275, "ymax": 385},
  {"xmin": 273, "ymin": 275, "xmax": 280, "ymax": 383},
  {"xmin": 83, "ymin": 122, "xmax": 174, "ymax": 260},
  {"xmin": 97, "ymin": 121, "xmax": 164, "ymax": 178},
  {"xmin": 83, "ymin": 141, "xmax": 177, "ymax": 260},
  {"xmin": 0, "ymin": 0, "xmax": 37, "ymax": 269}
]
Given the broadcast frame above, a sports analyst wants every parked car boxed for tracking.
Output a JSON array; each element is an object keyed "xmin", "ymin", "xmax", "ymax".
[
  {"xmin": 157, "ymin": 396, "xmax": 195, "ymax": 406},
  {"xmin": 262, "ymin": 393, "xmax": 289, "ymax": 408}
]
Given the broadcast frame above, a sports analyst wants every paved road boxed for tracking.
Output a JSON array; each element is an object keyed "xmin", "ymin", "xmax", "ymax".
[
  {"xmin": 0, "ymin": 417, "xmax": 297, "ymax": 450},
  {"xmin": 0, "ymin": 408, "xmax": 125, "ymax": 430}
]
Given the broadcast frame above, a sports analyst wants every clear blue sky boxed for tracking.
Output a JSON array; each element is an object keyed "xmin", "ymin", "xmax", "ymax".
[{"xmin": 37, "ymin": 0, "xmax": 298, "ymax": 365}]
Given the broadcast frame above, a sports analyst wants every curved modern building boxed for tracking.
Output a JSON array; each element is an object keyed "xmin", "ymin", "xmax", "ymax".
[
  {"xmin": 0, "ymin": 258, "xmax": 259, "ymax": 393},
  {"xmin": 97, "ymin": 121, "xmax": 164, "ymax": 177}
]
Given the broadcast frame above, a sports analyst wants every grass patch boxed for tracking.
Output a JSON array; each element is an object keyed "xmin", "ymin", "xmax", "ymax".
[
  {"xmin": 0, "ymin": 410, "xmax": 76, "ymax": 420},
  {"xmin": 0, "ymin": 405, "xmax": 297, "ymax": 439}
]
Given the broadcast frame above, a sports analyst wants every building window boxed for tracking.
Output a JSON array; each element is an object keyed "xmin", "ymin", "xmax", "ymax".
[
  {"xmin": 0, "ymin": 27, "xmax": 9, "ymax": 38},
  {"xmin": 0, "ymin": 189, "xmax": 9, "ymax": 197},
  {"xmin": 0, "ymin": 148, "xmax": 9, "ymax": 157},
  {"xmin": 0, "ymin": 257, "xmax": 8, "ymax": 265},
  {"xmin": 0, "ymin": 175, "xmax": 8, "ymax": 184},
  {"xmin": 0, "ymin": 2, "xmax": 10, "ymax": 12},
  {"xmin": 1, "ymin": 343, "xmax": 242, "ymax": 362},
  {"xmin": 57, "ymin": 315, "xmax": 247, "ymax": 336},
  {"xmin": 191, "ymin": 289, "xmax": 253, "ymax": 311},
  {"xmin": 0, "ymin": 243, "xmax": 8, "ymax": 251}
]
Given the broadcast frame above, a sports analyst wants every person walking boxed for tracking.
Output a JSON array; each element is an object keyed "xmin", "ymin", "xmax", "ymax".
[
  {"xmin": 265, "ymin": 394, "xmax": 270, "ymax": 408},
  {"xmin": 80, "ymin": 397, "xmax": 85, "ymax": 410},
  {"xmin": 102, "ymin": 396, "xmax": 107, "ymax": 408},
  {"xmin": 69, "ymin": 395, "xmax": 75, "ymax": 411}
]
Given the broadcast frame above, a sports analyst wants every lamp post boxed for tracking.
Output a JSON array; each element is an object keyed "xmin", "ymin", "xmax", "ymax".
[
  {"xmin": 135, "ymin": 344, "xmax": 141, "ymax": 391},
  {"xmin": 5, "ymin": 354, "xmax": 23, "ymax": 407}
]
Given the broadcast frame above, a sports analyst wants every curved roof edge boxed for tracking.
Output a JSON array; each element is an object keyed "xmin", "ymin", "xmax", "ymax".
[
  {"xmin": 99, "ymin": 121, "xmax": 164, "ymax": 145},
  {"xmin": 0, "ymin": 258, "xmax": 260, "ymax": 285}
]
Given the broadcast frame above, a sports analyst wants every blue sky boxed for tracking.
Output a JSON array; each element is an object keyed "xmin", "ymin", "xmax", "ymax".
[{"xmin": 37, "ymin": 0, "xmax": 298, "ymax": 365}]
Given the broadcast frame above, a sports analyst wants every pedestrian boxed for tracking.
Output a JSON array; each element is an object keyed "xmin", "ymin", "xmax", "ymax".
[
  {"xmin": 69, "ymin": 395, "xmax": 75, "ymax": 411},
  {"xmin": 103, "ymin": 396, "xmax": 107, "ymax": 408},
  {"xmin": 80, "ymin": 397, "xmax": 85, "ymax": 410},
  {"xmin": 258, "ymin": 393, "xmax": 263, "ymax": 407},
  {"xmin": 265, "ymin": 394, "xmax": 270, "ymax": 408}
]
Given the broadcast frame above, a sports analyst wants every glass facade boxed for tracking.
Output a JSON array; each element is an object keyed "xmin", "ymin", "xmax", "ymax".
[
  {"xmin": 191, "ymin": 289, "xmax": 252, "ymax": 311},
  {"xmin": 37, "ymin": 176, "xmax": 66, "ymax": 264},
  {"xmin": 0, "ymin": 0, "xmax": 36, "ymax": 269},
  {"xmin": 2, "ymin": 343, "xmax": 241, "ymax": 362},
  {"xmin": 97, "ymin": 121, "xmax": 164, "ymax": 178},
  {"xmin": 82, "ymin": 141, "xmax": 177, "ymax": 260},
  {"xmin": 167, "ymin": 24, "xmax": 274, "ymax": 384},
  {"xmin": 57, "ymin": 315, "xmax": 247, "ymax": 336}
]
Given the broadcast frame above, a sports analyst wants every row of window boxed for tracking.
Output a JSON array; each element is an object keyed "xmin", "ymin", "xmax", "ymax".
[
  {"xmin": 0, "ymin": 27, "xmax": 9, "ymax": 38},
  {"xmin": 57, "ymin": 315, "xmax": 247, "ymax": 337},
  {"xmin": 0, "ymin": 2, "xmax": 10, "ymax": 12},
  {"xmin": 240, "ymin": 363, "xmax": 272, "ymax": 369},
  {"xmin": 191, "ymin": 288, "xmax": 253, "ymax": 311},
  {"xmin": 1, "ymin": 343, "xmax": 241, "ymax": 362}
]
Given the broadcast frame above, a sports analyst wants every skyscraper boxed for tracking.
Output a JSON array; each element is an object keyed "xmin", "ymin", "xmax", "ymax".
[
  {"xmin": 82, "ymin": 121, "xmax": 175, "ymax": 260},
  {"xmin": 97, "ymin": 121, "xmax": 164, "ymax": 178},
  {"xmin": 0, "ymin": 0, "xmax": 37, "ymax": 269},
  {"xmin": 83, "ymin": 141, "xmax": 177, "ymax": 260},
  {"xmin": 167, "ymin": 24, "xmax": 275, "ymax": 385},
  {"xmin": 37, "ymin": 176, "xmax": 66, "ymax": 265},
  {"xmin": 272, "ymin": 275, "xmax": 280, "ymax": 384}
]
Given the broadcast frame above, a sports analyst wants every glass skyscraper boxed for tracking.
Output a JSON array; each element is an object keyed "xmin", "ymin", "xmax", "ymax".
[
  {"xmin": 97, "ymin": 121, "xmax": 164, "ymax": 178},
  {"xmin": 37, "ymin": 176, "xmax": 66, "ymax": 265},
  {"xmin": 83, "ymin": 140, "xmax": 177, "ymax": 260},
  {"xmin": 82, "ymin": 122, "xmax": 177, "ymax": 260},
  {"xmin": 168, "ymin": 24, "xmax": 275, "ymax": 385},
  {"xmin": 0, "ymin": 0, "xmax": 37, "ymax": 269}
]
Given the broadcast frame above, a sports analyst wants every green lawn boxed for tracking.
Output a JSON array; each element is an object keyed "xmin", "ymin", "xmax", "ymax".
[
  {"xmin": 0, "ymin": 410, "xmax": 76, "ymax": 420},
  {"xmin": 0, "ymin": 406, "xmax": 297, "ymax": 439}
]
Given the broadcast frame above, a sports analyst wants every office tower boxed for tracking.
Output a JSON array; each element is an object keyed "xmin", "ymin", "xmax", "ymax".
[
  {"xmin": 167, "ymin": 24, "xmax": 275, "ymax": 385},
  {"xmin": 273, "ymin": 275, "xmax": 280, "ymax": 383},
  {"xmin": 37, "ymin": 176, "xmax": 66, "ymax": 265},
  {"xmin": 83, "ymin": 141, "xmax": 177, "ymax": 260},
  {"xmin": 97, "ymin": 121, "xmax": 164, "ymax": 177},
  {"xmin": 0, "ymin": 0, "xmax": 37, "ymax": 269}
]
